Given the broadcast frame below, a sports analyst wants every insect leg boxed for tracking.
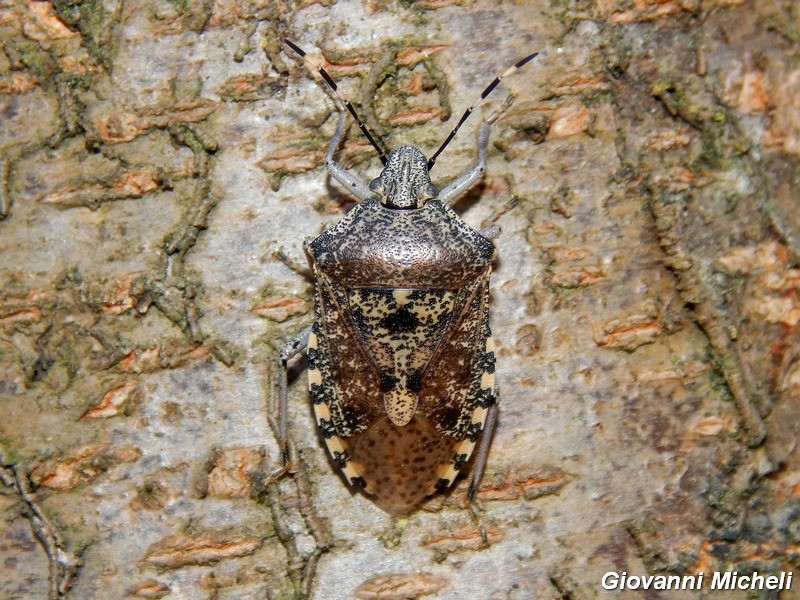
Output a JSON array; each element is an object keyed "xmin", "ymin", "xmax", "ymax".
[
  {"xmin": 437, "ymin": 120, "xmax": 490, "ymax": 206},
  {"xmin": 468, "ymin": 401, "xmax": 497, "ymax": 502},
  {"xmin": 467, "ymin": 401, "xmax": 498, "ymax": 547},
  {"xmin": 325, "ymin": 112, "xmax": 374, "ymax": 201},
  {"xmin": 479, "ymin": 225, "xmax": 501, "ymax": 240},
  {"xmin": 270, "ymin": 325, "xmax": 312, "ymax": 478},
  {"xmin": 272, "ymin": 248, "xmax": 313, "ymax": 280}
]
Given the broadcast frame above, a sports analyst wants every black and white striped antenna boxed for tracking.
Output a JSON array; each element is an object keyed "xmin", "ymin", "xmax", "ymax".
[
  {"xmin": 426, "ymin": 51, "xmax": 538, "ymax": 170},
  {"xmin": 283, "ymin": 40, "xmax": 389, "ymax": 165},
  {"xmin": 284, "ymin": 40, "xmax": 538, "ymax": 171}
]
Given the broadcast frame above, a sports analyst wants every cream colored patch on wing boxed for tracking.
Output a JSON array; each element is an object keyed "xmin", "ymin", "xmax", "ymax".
[
  {"xmin": 392, "ymin": 289, "xmax": 412, "ymax": 305},
  {"xmin": 455, "ymin": 438, "xmax": 476, "ymax": 458},
  {"xmin": 481, "ymin": 337, "xmax": 495, "ymax": 389},
  {"xmin": 435, "ymin": 463, "xmax": 459, "ymax": 488},
  {"xmin": 385, "ymin": 388, "xmax": 416, "ymax": 427},
  {"xmin": 323, "ymin": 434, "xmax": 347, "ymax": 456},
  {"xmin": 471, "ymin": 406, "xmax": 488, "ymax": 427},
  {"xmin": 313, "ymin": 401, "xmax": 331, "ymax": 422},
  {"xmin": 480, "ymin": 371, "xmax": 494, "ymax": 390}
]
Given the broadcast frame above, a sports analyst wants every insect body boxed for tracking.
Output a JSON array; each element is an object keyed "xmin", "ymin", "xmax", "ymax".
[{"xmin": 278, "ymin": 41, "xmax": 536, "ymax": 514}]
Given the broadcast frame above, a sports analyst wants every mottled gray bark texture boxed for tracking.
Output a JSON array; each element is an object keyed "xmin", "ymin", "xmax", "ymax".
[{"xmin": 1, "ymin": 1, "xmax": 799, "ymax": 599}]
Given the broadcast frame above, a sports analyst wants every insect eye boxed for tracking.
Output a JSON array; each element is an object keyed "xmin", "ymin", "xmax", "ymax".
[
  {"xmin": 369, "ymin": 177, "xmax": 383, "ymax": 195},
  {"xmin": 417, "ymin": 183, "xmax": 438, "ymax": 202}
]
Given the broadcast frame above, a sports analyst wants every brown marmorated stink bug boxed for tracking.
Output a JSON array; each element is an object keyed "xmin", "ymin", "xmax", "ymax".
[{"xmin": 274, "ymin": 40, "xmax": 537, "ymax": 515}]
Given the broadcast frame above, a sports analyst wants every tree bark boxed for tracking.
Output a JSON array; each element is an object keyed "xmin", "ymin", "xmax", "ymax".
[{"xmin": 1, "ymin": 1, "xmax": 798, "ymax": 598}]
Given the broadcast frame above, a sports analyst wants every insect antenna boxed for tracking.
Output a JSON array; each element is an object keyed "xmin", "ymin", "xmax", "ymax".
[
  {"xmin": 283, "ymin": 40, "xmax": 388, "ymax": 165},
  {"xmin": 427, "ymin": 51, "xmax": 539, "ymax": 171}
]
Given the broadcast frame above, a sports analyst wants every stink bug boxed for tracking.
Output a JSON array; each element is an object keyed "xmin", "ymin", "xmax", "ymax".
[{"xmin": 275, "ymin": 41, "xmax": 537, "ymax": 515}]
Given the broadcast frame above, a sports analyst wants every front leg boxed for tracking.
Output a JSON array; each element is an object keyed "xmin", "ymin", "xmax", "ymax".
[
  {"xmin": 437, "ymin": 121, "xmax": 490, "ymax": 206},
  {"xmin": 326, "ymin": 112, "xmax": 374, "ymax": 201}
]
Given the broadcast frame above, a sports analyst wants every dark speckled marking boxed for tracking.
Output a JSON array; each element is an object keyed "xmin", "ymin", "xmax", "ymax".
[{"xmin": 379, "ymin": 306, "xmax": 420, "ymax": 333}]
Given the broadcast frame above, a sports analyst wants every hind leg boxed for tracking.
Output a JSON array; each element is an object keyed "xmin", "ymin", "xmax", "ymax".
[
  {"xmin": 467, "ymin": 402, "xmax": 498, "ymax": 547},
  {"xmin": 268, "ymin": 325, "xmax": 312, "ymax": 480}
]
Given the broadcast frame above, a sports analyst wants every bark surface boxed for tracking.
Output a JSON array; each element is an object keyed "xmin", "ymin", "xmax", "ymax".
[{"xmin": 1, "ymin": 1, "xmax": 799, "ymax": 598}]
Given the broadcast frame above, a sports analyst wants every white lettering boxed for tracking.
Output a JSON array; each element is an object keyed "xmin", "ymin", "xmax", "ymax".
[
  {"xmin": 603, "ymin": 572, "xmax": 712, "ymax": 591},
  {"xmin": 597, "ymin": 570, "xmax": 800, "ymax": 591},
  {"xmin": 602, "ymin": 572, "xmax": 619, "ymax": 590},
  {"xmin": 680, "ymin": 574, "xmax": 701, "ymax": 590},
  {"xmin": 713, "ymin": 571, "xmax": 733, "ymax": 589}
]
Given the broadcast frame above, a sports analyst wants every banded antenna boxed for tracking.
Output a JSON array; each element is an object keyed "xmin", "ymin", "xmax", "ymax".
[
  {"xmin": 283, "ymin": 40, "xmax": 388, "ymax": 165},
  {"xmin": 427, "ymin": 51, "xmax": 539, "ymax": 171}
]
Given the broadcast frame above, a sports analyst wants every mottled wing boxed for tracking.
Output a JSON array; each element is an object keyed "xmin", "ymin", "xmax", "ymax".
[
  {"xmin": 418, "ymin": 270, "xmax": 496, "ymax": 488},
  {"xmin": 307, "ymin": 270, "xmax": 383, "ymax": 487},
  {"xmin": 308, "ymin": 265, "xmax": 495, "ymax": 513},
  {"xmin": 347, "ymin": 270, "xmax": 495, "ymax": 513}
]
